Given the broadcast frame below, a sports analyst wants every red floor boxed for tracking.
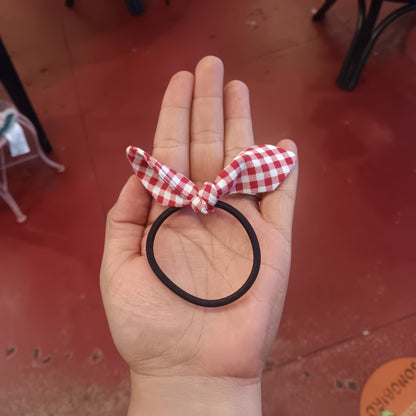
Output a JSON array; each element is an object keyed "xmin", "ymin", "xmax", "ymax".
[{"xmin": 1, "ymin": 0, "xmax": 416, "ymax": 414}]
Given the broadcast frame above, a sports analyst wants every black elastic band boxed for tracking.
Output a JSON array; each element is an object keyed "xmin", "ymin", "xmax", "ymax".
[{"xmin": 146, "ymin": 200, "xmax": 261, "ymax": 307}]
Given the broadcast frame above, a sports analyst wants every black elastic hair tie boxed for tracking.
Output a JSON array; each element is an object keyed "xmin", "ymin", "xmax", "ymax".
[{"xmin": 146, "ymin": 200, "xmax": 261, "ymax": 307}]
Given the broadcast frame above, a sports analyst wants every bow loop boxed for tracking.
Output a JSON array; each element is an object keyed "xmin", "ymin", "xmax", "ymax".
[
  {"xmin": 126, "ymin": 146, "xmax": 199, "ymax": 208},
  {"xmin": 213, "ymin": 145, "xmax": 296, "ymax": 196}
]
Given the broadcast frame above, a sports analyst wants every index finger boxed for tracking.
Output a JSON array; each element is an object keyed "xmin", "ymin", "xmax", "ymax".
[
  {"xmin": 149, "ymin": 71, "xmax": 194, "ymax": 221},
  {"xmin": 152, "ymin": 70, "xmax": 194, "ymax": 175}
]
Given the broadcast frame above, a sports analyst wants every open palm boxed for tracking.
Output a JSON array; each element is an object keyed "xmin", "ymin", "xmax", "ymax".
[{"xmin": 100, "ymin": 56, "xmax": 298, "ymax": 383}]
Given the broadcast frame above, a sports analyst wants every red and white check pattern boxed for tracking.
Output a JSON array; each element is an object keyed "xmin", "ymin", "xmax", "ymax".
[{"xmin": 126, "ymin": 144, "xmax": 296, "ymax": 214}]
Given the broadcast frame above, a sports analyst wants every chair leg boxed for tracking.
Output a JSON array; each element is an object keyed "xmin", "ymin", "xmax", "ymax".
[
  {"xmin": 17, "ymin": 114, "xmax": 65, "ymax": 173},
  {"xmin": 0, "ymin": 187, "xmax": 27, "ymax": 223},
  {"xmin": 336, "ymin": 0, "xmax": 382, "ymax": 90},
  {"xmin": 312, "ymin": 0, "xmax": 340, "ymax": 21},
  {"xmin": 340, "ymin": 2, "xmax": 416, "ymax": 90},
  {"xmin": 0, "ymin": 137, "xmax": 27, "ymax": 222},
  {"xmin": 125, "ymin": 0, "xmax": 145, "ymax": 15},
  {"xmin": 336, "ymin": 0, "xmax": 416, "ymax": 90}
]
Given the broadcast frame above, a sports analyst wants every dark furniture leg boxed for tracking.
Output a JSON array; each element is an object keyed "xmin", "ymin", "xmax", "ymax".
[
  {"xmin": 313, "ymin": 0, "xmax": 416, "ymax": 90},
  {"xmin": 125, "ymin": 0, "xmax": 145, "ymax": 15},
  {"xmin": 313, "ymin": 0, "xmax": 340, "ymax": 21},
  {"xmin": 65, "ymin": 0, "xmax": 147, "ymax": 15},
  {"xmin": 337, "ymin": 0, "xmax": 416, "ymax": 90},
  {"xmin": 336, "ymin": 0, "xmax": 373, "ymax": 90},
  {"xmin": 0, "ymin": 38, "xmax": 52, "ymax": 153}
]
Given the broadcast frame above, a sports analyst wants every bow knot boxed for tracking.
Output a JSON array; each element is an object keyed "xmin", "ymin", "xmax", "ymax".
[
  {"xmin": 191, "ymin": 182, "xmax": 219, "ymax": 214},
  {"xmin": 126, "ymin": 144, "xmax": 296, "ymax": 214}
]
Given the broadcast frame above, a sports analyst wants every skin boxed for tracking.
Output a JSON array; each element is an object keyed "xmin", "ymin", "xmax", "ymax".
[{"xmin": 100, "ymin": 56, "xmax": 299, "ymax": 415}]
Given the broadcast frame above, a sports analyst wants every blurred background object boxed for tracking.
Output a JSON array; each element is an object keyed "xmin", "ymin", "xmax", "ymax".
[
  {"xmin": 0, "ymin": 37, "xmax": 52, "ymax": 152},
  {"xmin": 0, "ymin": 100, "xmax": 65, "ymax": 223},
  {"xmin": 313, "ymin": 0, "xmax": 416, "ymax": 90},
  {"xmin": 65, "ymin": 0, "xmax": 171, "ymax": 15}
]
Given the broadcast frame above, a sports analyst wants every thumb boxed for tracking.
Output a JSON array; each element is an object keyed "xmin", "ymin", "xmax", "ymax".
[{"xmin": 104, "ymin": 175, "xmax": 151, "ymax": 257}]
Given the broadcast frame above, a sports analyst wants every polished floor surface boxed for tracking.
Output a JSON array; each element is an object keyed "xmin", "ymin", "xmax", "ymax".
[{"xmin": 1, "ymin": 0, "xmax": 416, "ymax": 414}]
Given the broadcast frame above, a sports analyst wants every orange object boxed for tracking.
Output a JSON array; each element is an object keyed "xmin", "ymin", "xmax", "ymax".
[{"xmin": 361, "ymin": 358, "xmax": 416, "ymax": 416}]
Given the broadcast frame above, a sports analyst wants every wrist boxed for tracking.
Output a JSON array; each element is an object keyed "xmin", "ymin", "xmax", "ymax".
[{"xmin": 128, "ymin": 370, "xmax": 262, "ymax": 416}]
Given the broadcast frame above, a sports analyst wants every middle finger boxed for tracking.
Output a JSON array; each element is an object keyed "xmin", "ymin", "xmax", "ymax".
[{"xmin": 190, "ymin": 56, "xmax": 224, "ymax": 185}]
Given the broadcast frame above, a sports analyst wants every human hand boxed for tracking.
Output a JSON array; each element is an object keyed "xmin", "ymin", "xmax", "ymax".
[{"xmin": 100, "ymin": 56, "xmax": 298, "ymax": 415}]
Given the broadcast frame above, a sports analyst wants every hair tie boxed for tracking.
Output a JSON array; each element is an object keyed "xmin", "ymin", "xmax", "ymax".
[{"xmin": 127, "ymin": 144, "xmax": 296, "ymax": 307}]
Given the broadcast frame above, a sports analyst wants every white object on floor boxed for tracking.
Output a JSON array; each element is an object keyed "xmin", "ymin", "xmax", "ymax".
[{"xmin": 4, "ymin": 122, "xmax": 30, "ymax": 157}]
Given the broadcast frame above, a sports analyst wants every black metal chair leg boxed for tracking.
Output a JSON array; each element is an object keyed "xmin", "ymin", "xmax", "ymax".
[
  {"xmin": 336, "ymin": 0, "xmax": 382, "ymax": 90},
  {"xmin": 0, "ymin": 38, "xmax": 52, "ymax": 153},
  {"xmin": 335, "ymin": 0, "xmax": 367, "ymax": 88},
  {"xmin": 125, "ymin": 0, "xmax": 145, "ymax": 15},
  {"xmin": 64, "ymin": 0, "xmax": 172, "ymax": 15},
  {"xmin": 337, "ymin": 0, "xmax": 416, "ymax": 90},
  {"xmin": 344, "ymin": 3, "xmax": 416, "ymax": 90},
  {"xmin": 313, "ymin": 0, "xmax": 340, "ymax": 21},
  {"xmin": 65, "ymin": 0, "xmax": 147, "ymax": 15}
]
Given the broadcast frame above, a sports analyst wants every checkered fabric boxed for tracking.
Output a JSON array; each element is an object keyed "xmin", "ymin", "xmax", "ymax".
[{"xmin": 126, "ymin": 144, "xmax": 296, "ymax": 214}]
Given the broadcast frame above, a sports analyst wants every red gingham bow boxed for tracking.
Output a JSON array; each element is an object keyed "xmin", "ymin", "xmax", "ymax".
[{"xmin": 126, "ymin": 144, "xmax": 296, "ymax": 214}]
